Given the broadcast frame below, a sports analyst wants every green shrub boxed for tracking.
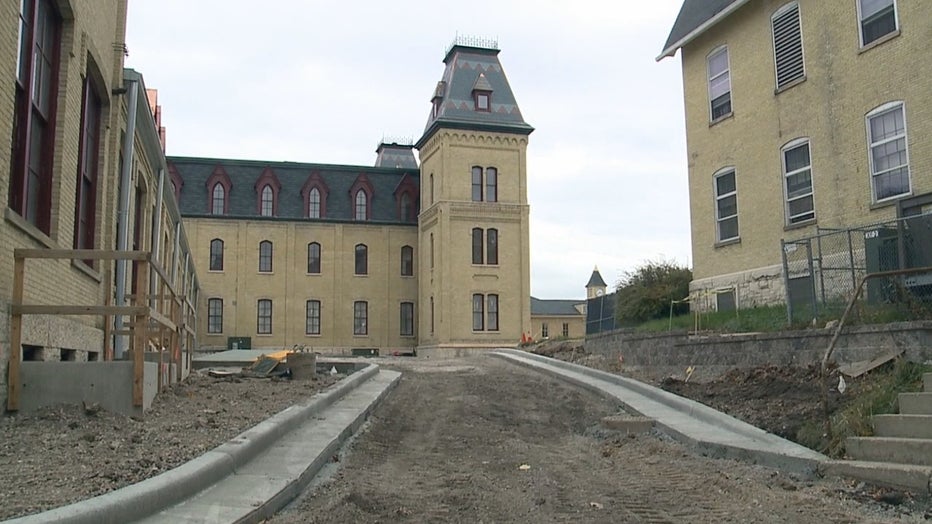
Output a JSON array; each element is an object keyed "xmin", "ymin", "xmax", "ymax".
[{"xmin": 615, "ymin": 259, "xmax": 692, "ymax": 324}]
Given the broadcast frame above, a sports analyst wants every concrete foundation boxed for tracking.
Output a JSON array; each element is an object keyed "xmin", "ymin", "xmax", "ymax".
[{"xmin": 19, "ymin": 361, "xmax": 159, "ymax": 416}]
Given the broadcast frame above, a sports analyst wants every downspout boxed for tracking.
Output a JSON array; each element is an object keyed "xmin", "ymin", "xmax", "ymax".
[
  {"xmin": 150, "ymin": 168, "xmax": 165, "ymax": 309},
  {"xmin": 114, "ymin": 79, "xmax": 139, "ymax": 359}
]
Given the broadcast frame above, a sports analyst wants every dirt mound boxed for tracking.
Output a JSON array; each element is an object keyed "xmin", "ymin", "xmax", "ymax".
[{"xmin": 659, "ymin": 364, "xmax": 844, "ymax": 441}]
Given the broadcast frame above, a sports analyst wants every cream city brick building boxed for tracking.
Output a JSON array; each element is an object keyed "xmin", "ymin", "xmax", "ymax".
[
  {"xmin": 659, "ymin": 0, "xmax": 932, "ymax": 309},
  {"xmin": 1, "ymin": 1, "xmax": 199, "ymax": 408},
  {"xmin": 171, "ymin": 40, "xmax": 533, "ymax": 354}
]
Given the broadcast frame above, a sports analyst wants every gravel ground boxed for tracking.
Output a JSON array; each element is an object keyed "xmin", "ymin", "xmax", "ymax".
[
  {"xmin": 271, "ymin": 357, "xmax": 930, "ymax": 523},
  {"xmin": 0, "ymin": 370, "xmax": 339, "ymax": 521}
]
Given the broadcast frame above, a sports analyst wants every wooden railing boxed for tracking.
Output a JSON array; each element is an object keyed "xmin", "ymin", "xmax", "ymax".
[{"xmin": 7, "ymin": 249, "xmax": 197, "ymax": 411}]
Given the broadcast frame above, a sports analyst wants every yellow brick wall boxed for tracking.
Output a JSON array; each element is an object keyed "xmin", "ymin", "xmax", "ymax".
[
  {"xmin": 187, "ymin": 218, "xmax": 418, "ymax": 352},
  {"xmin": 530, "ymin": 315, "xmax": 585, "ymax": 341},
  {"xmin": 418, "ymin": 130, "xmax": 532, "ymax": 348},
  {"xmin": 680, "ymin": 0, "xmax": 932, "ymax": 302}
]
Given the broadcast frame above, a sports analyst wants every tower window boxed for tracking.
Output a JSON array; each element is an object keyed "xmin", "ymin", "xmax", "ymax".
[{"xmin": 475, "ymin": 92, "xmax": 490, "ymax": 112}]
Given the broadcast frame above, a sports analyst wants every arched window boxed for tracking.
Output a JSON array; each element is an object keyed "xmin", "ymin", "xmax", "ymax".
[
  {"xmin": 485, "ymin": 167, "xmax": 497, "ymax": 202},
  {"xmin": 209, "ymin": 238, "xmax": 224, "ymax": 271},
  {"xmin": 306, "ymin": 300, "xmax": 321, "ymax": 335},
  {"xmin": 211, "ymin": 183, "xmax": 225, "ymax": 215},
  {"xmin": 309, "ymin": 187, "xmax": 321, "ymax": 218},
  {"xmin": 260, "ymin": 185, "xmax": 273, "ymax": 217},
  {"xmin": 259, "ymin": 240, "xmax": 273, "ymax": 272},
  {"xmin": 486, "ymin": 228, "xmax": 498, "ymax": 265},
  {"xmin": 353, "ymin": 301, "xmax": 368, "ymax": 335},
  {"xmin": 472, "ymin": 228, "xmax": 484, "ymax": 264},
  {"xmin": 355, "ymin": 190, "xmax": 367, "ymax": 221},
  {"xmin": 866, "ymin": 101, "xmax": 910, "ymax": 202},
  {"xmin": 307, "ymin": 242, "xmax": 321, "ymax": 274},
  {"xmin": 355, "ymin": 243, "xmax": 368, "ymax": 275},
  {"xmin": 401, "ymin": 245, "xmax": 414, "ymax": 276},
  {"xmin": 471, "ymin": 166, "xmax": 483, "ymax": 202}
]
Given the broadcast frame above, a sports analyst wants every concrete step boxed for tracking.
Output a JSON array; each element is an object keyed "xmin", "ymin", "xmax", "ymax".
[
  {"xmin": 873, "ymin": 414, "xmax": 932, "ymax": 439},
  {"xmin": 924, "ymin": 373, "xmax": 932, "ymax": 393},
  {"xmin": 899, "ymin": 392, "xmax": 932, "ymax": 415},
  {"xmin": 820, "ymin": 460, "xmax": 932, "ymax": 495},
  {"xmin": 846, "ymin": 437, "xmax": 932, "ymax": 466}
]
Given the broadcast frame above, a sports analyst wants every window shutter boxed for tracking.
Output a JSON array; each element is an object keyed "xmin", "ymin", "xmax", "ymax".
[{"xmin": 773, "ymin": 4, "xmax": 804, "ymax": 89}]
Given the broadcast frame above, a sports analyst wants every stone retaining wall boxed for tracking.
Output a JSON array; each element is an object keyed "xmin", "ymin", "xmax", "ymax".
[{"xmin": 586, "ymin": 321, "xmax": 932, "ymax": 381}]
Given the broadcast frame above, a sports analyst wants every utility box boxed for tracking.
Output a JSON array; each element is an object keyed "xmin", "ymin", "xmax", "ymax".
[{"xmin": 227, "ymin": 337, "xmax": 252, "ymax": 350}]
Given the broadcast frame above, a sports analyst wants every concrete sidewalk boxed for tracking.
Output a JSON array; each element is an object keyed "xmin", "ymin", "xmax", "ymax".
[
  {"xmin": 493, "ymin": 349, "xmax": 932, "ymax": 494},
  {"xmin": 491, "ymin": 349, "xmax": 825, "ymax": 474},
  {"xmin": 6, "ymin": 364, "xmax": 400, "ymax": 524}
]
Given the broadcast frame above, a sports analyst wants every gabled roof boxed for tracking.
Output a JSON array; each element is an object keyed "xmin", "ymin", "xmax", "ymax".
[
  {"xmin": 657, "ymin": 0, "xmax": 750, "ymax": 61},
  {"xmin": 417, "ymin": 41, "xmax": 533, "ymax": 147},
  {"xmin": 530, "ymin": 297, "xmax": 585, "ymax": 316}
]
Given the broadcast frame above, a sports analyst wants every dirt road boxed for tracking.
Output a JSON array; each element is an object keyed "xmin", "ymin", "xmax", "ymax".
[{"xmin": 271, "ymin": 356, "xmax": 923, "ymax": 523}]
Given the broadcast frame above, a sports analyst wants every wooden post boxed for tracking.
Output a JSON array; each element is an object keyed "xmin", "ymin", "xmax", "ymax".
[
  {"xmin": 132, "ymin": 260, "xmax": 149, "ymax": 408},
  {"xmin": 102, "ymin": 291, "xmax": 112, "ymax": 361},
  {"xmin": 7, "ymin": 257, "xmax": 25, "ymax": 411},
  {"xmin": 172, "ymin": 298, "xmax": 181, "ymax": 383}
]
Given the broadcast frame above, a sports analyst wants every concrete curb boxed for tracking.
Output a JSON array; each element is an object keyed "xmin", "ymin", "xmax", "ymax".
[
  {"xmin": 5, "ymin": 364, "xmax": 382, "ymax": 524},
  {"xmin": 819, "ymin": 460, "xmax": 932, "ymax": 495},
  {"xmin": 492, "ymin": 349, "xmax": 825, "ymax": 475},
  {"xmin": 238, "ymin": 370, "xmax": 401, "ymax": 524}
]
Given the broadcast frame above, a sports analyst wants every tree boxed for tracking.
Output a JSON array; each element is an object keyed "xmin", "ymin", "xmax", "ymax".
[{"xmin": 615, "ymin": 259, "xmax": 692, "ymax": 324}]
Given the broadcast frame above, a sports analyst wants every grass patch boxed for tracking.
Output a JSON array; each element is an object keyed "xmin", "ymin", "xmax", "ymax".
[
  {"xmin": 796, "ymin": 359, "xmax": 932, "ymax": 457},
  {"xmin": 633, "ymin": 304, "xmax": 789, "ymax": 333}
]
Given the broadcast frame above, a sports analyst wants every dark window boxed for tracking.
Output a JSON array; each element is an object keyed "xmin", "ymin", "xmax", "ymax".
[
  {"xmin": 542, "ymin": 323, "xmax": 549, "ymax": 338},
  {"xmin": 562, "ymin": 323, "xmax": 569, "ymax": 337},
  {"xmin": 257, "ymin": 299, "xmax": 272, "ymax": 334},
  {"xmin": 211, "ymin": 183, "xmax": 225, "ymax": 215},
  {"xmin": 486, "ymin": 228, "xmax": 498, "ymax": 265},
  {"xmin": 772, "ymin": 3, "xmax": 805, "ymax": 89},
  {"xmin": 259, "ymin": 240, "xmax": 273, "ymax": 272},
  {"xmin": 401, "ymin": 245, "xmax": 414, "ymax": 276},
  {"xmin": 429, "ymin": 173, "xmax": 434, "ymax": 204},
  {"xmin": 430, "ymin": 233, "xmax": 435, "ymax": 268},
  {"xmin": 485, "ymin": 167, "xmax": 497, "ymax": 202},
  {"xmin": 472, "ymin": 228, "xmax": 484, "ymax": 264},
  {"xmin": 354, "ymin": 301, "xmax": 368, "ymax": 335},
  {"xmin": 306, "ymin": 300, "xmax": 321, "ymax": 335},
  {"xmin": 355, "ymin": 244, "xmax": 368, "ymax": 275},
  {"xmin": 471, "ymin": 166, "xmax": 483, "ymax": 202},
  {"xmin": 10, "ymin": 0, "xmax": 61, "ymax": 233},
  {"xmin": 307, "ymin": 242, "xmax": 321, "ymax": 274},
  {"xmin": 209, "ymin": 238, "xmax": 224, "ymax": 271},
  {"xmin": 400, "ymin": 302, "xmax": 414, "ymax": 336},
  {"xmin": 430, "ymin": 296, "xmax": 435, "ymax": 334},
  {"xmin": 74, "ymin": 77, "xmax": 101, "ymax": 251},
  {"xmin": 860, "ymin": 0, "xmax": 897, "ymax": 46},
  {"xmin": 208, "ymin": 298, "xmax": 223, "ymax": 334},
  {"xmin": 472, "ymin": 294, "xmax": 484, "ymax": 331},
  {"xmin": 487, "ymin": 294, "xmax": 499, "ymax": 331}
]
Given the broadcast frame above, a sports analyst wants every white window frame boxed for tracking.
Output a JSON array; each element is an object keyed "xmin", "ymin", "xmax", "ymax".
[
  {"xmin": 857, "ymin": 0, "xmax": 899, "ymax": 47},
  {"xmin": 866, "ymin": 101, "xmax": 911, "ymax": 203},
  {"xmin": 781, "ymin": 138, "xmax": 815, "ymax": 225},
  {"xmin": 771, "ymin": 2, "xmax": 806, "ymax": 91},
  {"xmin": 707, "ymin": 46, "xmax": 732, "ymax": 122},
  {"xmin": 713, "ymin": 167, "xmax": 739, "ymax": 243},
  {"xmin": 260, "ymin": 185, "xmax": 273, "ymax": 217}
]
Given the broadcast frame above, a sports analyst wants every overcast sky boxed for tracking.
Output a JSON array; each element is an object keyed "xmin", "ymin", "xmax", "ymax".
[{"xmin": 126, "ymin": 0, "xmax": 690, "ymax": 300}]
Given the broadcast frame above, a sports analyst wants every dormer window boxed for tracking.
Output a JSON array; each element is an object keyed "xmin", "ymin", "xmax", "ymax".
[
  {"xmin": 254, "ymin": 167, "xmax": 281, "ymax": 217},
  {"xmin": 475, "ymin": 92, "xmax": 490, "ymax": 111},
  {"xmin": 472, "ymin": 72, "xmax": 493, "ymax": 113}
]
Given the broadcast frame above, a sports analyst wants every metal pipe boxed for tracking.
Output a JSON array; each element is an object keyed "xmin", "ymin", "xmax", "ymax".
[
  {"xmin": 150, "ymin": 168, "xmax": 165, "ymax": 309},
  {"xmin": 114, "ymin": 79, "xmax": 139, "ymax": 359}
]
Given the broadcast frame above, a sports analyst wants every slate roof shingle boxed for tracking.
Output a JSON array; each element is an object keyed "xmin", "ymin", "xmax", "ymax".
[{"xmin": 658, "ymin": 0, "xmax": 749, "ymax": 60}]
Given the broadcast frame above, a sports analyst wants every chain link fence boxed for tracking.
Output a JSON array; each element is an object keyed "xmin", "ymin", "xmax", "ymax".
[
  {"xmin": 782, "ymin": 214, "xmax": 932, "ymax": 325},
  {"xmin": 586, "ymin": 293, "xmax": 617, "ymax": 335}
]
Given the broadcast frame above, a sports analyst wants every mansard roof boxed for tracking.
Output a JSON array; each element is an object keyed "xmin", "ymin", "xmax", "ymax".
[
  {"xmin": 417, "ymin": 41, "xmax": 533, "ymax": 147},
  {"xmin": 374, "ymin": 142, "xmax": 418, "ymax": 169},
  {"xmin": 657, "ymin": 0, "xmax": 748, "ymax": 61},
  {"xmin": 169, "ymin": 156, "xmax": 418, "ymax": 224}
]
